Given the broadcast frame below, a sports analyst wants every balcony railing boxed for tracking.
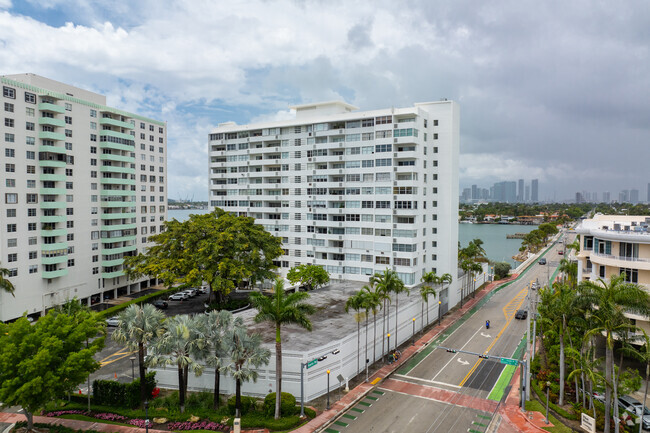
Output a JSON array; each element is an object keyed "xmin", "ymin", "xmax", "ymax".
[{"xmin": 591, "ymin": 251, "xmax": 650, "ymax": 263}]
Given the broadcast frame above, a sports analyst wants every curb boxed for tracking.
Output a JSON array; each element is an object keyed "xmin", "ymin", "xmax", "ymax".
[{"xmin": 2, "ymin": 423, "xmax": 15, "ymax": 433}]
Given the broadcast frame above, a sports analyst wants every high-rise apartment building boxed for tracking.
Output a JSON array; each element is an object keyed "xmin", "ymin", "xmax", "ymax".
[
  {"xmin": 518, "ymin": 179, "xmax": 524, "ymax": 203},
  {"xmin": 603, "ymin": 192, "xmax": 610, "ymax": 203},
  {"xmin": 0, "ymin": 74, "xmax": 167, "ymax": 321},
  {"xmin": 531, "ymin": 179, "xmax": 539, "ymax": 202},
  {"xmin": 208, "ymin": 101, "xmax": 459, "ymax": 288},
  {"xmin": 630, "ymin": 189, "xmax": 639, "ymax": 204}
]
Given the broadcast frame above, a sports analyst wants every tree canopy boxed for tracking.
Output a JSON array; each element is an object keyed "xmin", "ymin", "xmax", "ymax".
[
  {"xmin": 286, "ymin": 264, "xmax": 330, "ymax": 291},
  {"xmin": 124, "ymin": 208, "xmax": 284, "ymax": 302},
  {"xmin": 0, "ymin": 309, "xmax": 104, "ymax": 429}
]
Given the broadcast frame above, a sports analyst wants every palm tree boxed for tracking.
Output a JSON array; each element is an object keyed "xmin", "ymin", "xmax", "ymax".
[
  {"xmin": 420, "ymin": 271, "xmax": 438, "ymax": 327},
  {"xmin": 345, "ymin": 290, "xmax": 366, "ymax": 376},
  {"xmin": 370, "ymin": 273, "xmax": 392, "ymax": 359},
  {"xmin": 194, "ymin": 310, "xmax": 238, "ymax": 409},
  {"xmin": 558, "ymin": 258, "xmax": 578, "ymax": 288},
  {"xmin": 112, "ymin": 304, "xmax": 165, "ymax": 406},
  {"xmin": 147, "ymin": 314, "xmax": 204, "ymax": 413},
  {"xmin": 0, "ymin": 264, "xmax": 15, "ymax": 297},
  {"xmin": 373, "ymin": 269, "xmax": 408, "ymax": 350},
  {"xmin": 579, "ymin": 275, "xmax": 650, "ymax": 433},
  {"xmin": 362, "ymin": 285, "xmax": 382, "ymax": 363},
  {"xmin": 225, "ymin": 326, "xmax": 270, "ymax": 418},
  {"xmin": 249, "ymin": 279, "xmax": 315, "ymax": 419}
]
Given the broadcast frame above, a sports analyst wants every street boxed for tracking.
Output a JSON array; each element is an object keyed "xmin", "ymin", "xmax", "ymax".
[{"xmin": 327, "ymin": 231, "xmax": 573, "ymax": 433}]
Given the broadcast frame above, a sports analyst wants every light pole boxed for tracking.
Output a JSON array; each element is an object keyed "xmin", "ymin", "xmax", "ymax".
[
  {"xmin": 326, "ymin": 370, "xmax": 330, "ymax": 410},
  {"xmin": 545, "ymin": 381, "xmax": 550, "ymax": 424},
  {"xmin": 412, "ymin": 318, "xmax": 416, "ymax": 345},
  {"xmin": 438, "ymin": 301, "xmax": 442, "ymax": 326},
  {"xmin": 300, "ymin": 348, "xmax": 340, "ymax": 418},
  {"xmin": 130, "ymin": 356, "xmax": 136, "ymax": 381},
  {"xmin": 472, "ymin": 278, "xmax": 476, "ymax": 298},
  {"xmin": 144, "ymin": 400, "xmax": 149, "ymax": 433},
  {"xmin": 386, "ymin": 333, "xmax": 391, "ymax": 362}
]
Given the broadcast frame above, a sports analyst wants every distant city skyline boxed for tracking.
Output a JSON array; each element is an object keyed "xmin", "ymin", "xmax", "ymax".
[{"xmin": 461, "ymin": 179, "xmax": 539, "ymax": 203}]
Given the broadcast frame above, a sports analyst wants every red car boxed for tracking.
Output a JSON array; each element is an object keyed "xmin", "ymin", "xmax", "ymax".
[{"xmin": 558, "ymin": 251, "xmax": 564, "ymax": 255}]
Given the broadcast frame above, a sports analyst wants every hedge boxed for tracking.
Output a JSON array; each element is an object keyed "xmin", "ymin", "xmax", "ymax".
[
  {"xmin": 15, "ymin": 422, "xmax": 100, "ymax": 433},
  {"xmin": 92, "ymin": 372, "xmax": 156, "ymax": 408},
  {"xmin": 96, "ymin": 287, "xmax": 178, "ymax": 319},
  {"xmin": 227, "ymin": 395, "xmax": 257, "ymax": 416},
  {"xmin": 263, "ymin": 392, "xmax": 296, "ymax": 417}
]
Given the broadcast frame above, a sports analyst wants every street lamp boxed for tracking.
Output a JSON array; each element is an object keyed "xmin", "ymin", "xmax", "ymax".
[
  {"xmin": 144, "ymin": 400, "xmax": 149, "ymax": 433},
  {"xmin": 300, "ymin": 348, "xmax": 340, "ymax": 418},
  {"xmin": 545, "ymin": 381, "xmax": 550, "ymax": 424},
  {"xmin": 386, "ymin": 333, "xmax": 391, "ymax": 362},
  {"xmin": 472, "ymin": 278, "xmax": 476, "ymax": 298},
  {"xmin": 130, "ymin": 356, "xmax": 136, "ymax": 381},
  {"xmin": 438, "ymin": 301, "xmax": 442, "ymax": 326},
  {"xmin": 412, "ymin": 318, "xmax": 416, "ymax": 345},
  {"xmin": 326, "ymin": 370, "xmax": 331, "ymax": 410}
]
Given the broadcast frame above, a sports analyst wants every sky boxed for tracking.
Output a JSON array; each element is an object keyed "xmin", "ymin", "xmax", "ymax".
[{"xmin": 1, "ymin": 0, "xmax": 648, "ymax": 203}]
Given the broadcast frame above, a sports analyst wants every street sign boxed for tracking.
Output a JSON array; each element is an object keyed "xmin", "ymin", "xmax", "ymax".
[
  {"xmin": 500, "ymin": 357, "xmax": 518, "ymax": 366},
  {"xmin": 307, "ymin": 359, "xmax": 317, "ymax": 369}
]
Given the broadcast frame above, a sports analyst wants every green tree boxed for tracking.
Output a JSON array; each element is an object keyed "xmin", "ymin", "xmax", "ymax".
[
  {"xmin": 148, "ymin": 314, "xmax": 204, "ymax": 413},
  {"xmin": 225, "ymin": 326, "xmax": 270, "ymax": 418},
  {"xmin": 345, "ymin": 290, "xmax": 366, "ymax": 376},
  {"xmin": 362, "ymin": 285, "xmax": 382, "ymax": 364},
  {"xmin": 538, "ymin": 222, "xmax": 559, "ymax": 241},
  {"xmin": 493, "ymin": 262, "xmax": 511, "ymax": 280},
  {"xmin": 286, "ymin": 264, "xmax": 330, "ymax": 291},
  {"xmin": 370, "ymin": 272, "xmax": 392, "ymax": 359},
  {"xmin": 249, "ymin": 279, "xmax": 315, "ymax": 419},
  {"xmin": 0, "ymin": 310, "xmax": 104, "ymax": 429},
  {"xmin": 111, "ymin": 304, "xmax": 166, "ymax": 407},
  {"xmin": 372, "ymin": 269, "xmax": 407, "ymax": 351},
  {"xmin": 420, "ymin": 271, "xmax": 438, "ymax": 327},
  {"xmin": 579, "ymin": 275, "xmax": 650, "ymax": 433},
  {"xmin": 124, "ymin": 209, "xmax": 283, "ymax": 303},
  {"xmin": 0, "ymin": 264, "xmax": 15, "ymax": 297},
  {"xmin": 558, "ymin": 258, "xmax": 578, "ymax": 288},
  {"xmin": 194, "ymin": 310, "xmax": 238, "ymax": 409}
]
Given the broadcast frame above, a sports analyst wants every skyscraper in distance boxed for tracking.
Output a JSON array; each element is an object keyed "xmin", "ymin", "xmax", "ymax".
[
  {"xmin": 518, "ymin": 179, "xmax": 524, "ymax": 202},
  {"xmin": 531, "ymin": 179, "xmax": 539, "ymax": 202}
]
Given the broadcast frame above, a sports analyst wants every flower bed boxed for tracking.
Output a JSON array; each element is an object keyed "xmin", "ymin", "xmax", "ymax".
[{"xmin": 167, "ymin": 420, "xmax": 229, "ymax": 431}]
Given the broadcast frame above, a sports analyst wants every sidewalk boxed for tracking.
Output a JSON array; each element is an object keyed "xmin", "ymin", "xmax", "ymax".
[
  {"xmin": 497, "ymin": 368, "xmax": 554, "ymax": 433},
  {"xmin": 0, "ymin": 412, "xmax": 167, "ymax": 433}
]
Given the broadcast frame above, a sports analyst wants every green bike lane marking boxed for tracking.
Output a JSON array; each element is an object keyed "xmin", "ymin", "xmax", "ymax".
[
  {"xmin": 399, "ymin": 237, "xmax": 561, "ymax": 376},
  {"xmin": 342, "ymin": 413, "xmax": 357, "ymax": 420},
  {"xmin": 487, "ymin": 334, "xmax": 527, "ymax": 401}
]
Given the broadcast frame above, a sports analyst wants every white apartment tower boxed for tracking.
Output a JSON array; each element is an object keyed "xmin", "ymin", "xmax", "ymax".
[
  {"xmin": 0, "ymin": 74, "xmax": 167, "ymax": 321},
  {"xmin": 208, "ymin": 101, "xmax": 459, "ymax": 291}
]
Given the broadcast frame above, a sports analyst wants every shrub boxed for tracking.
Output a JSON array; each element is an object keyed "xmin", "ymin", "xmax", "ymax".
[
  {"xmin": 15, "ymin": 422, "xmax": 101, "ymax": 433},
  {"xmin": 494, "ymin": 262, "xmax": 511, "ymax": 280},
  {"xmin": 93, "ymin": 371, "xmax": 156, "ymax": 408},
  {"xmin": 227, "ymin": 395, "xmax": 257, "ymax": 416},
  {"xmin": 263, "ymin": 392, "xmax": 296, "ymax": 417}
]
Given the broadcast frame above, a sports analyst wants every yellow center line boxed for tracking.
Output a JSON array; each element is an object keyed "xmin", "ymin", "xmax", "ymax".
[
  {"xmin": 457, "ymin": 286, "xmax": 528, "ymax": 387},
  {"xmin": 99, "ymin": 348, "xmax": 136, "ymax": 367}
]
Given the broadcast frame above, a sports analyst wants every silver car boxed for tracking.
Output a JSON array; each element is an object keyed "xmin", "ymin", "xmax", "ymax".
[
  {"xmin": 106, "ymin": 317, "xmax": 120, "ymax": 327},
  {"xmin": 618, "ymin": 395, "xmax": 650, "ymax": 430}
]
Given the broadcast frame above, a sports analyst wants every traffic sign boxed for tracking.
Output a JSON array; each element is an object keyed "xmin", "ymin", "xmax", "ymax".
[
  {"xmin": 307, "ymin": 359, "xmax": 317, "ymax": 369},
  {"xmin": 500, "ymin": 357, "xmax": 518, "ymax": 366}
]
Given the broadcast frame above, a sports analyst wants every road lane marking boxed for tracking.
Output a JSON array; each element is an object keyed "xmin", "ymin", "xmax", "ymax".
[
  {"xmin": 371, "ymin": 377, "xmax": 381, "ymax": 385},
  {"xmin": 457, "ymin": 358, "xmax": 469, "ymax": 365},
  {"xmin": 99, "ymin": 349, "xmax": 136, "ymax": 367},
  {"xmin": 457, "ymin": 287, "xmax": 528, "ymax": 387},
  {"xmin": 394, "ymin": 374, "xmax": 462, "ymax": 389},
  {"xmin": 431, "ymin": 326, "xmax": 484, "ymax": 382}
]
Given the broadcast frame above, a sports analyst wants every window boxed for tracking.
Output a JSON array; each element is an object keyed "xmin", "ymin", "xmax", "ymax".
[
  {"xmin": 26, "ymin": 151, "xmax": 35, "ymax": 159},
  {"xmin": 26, "ymin": 121, "xmax": 34, "ymax": 131},
  {"xmin": 5, "ymin": 133, "xmax": 15, "ymax": 143},
  {"xmin": 7, "ymin": 253, "xmax": 17, "ymax": 262},
  {"xmin": 28, "ymin": 237, "xmax": 37, "ymax": 245},
  {"xmin": 27, "ymin": 208, "xmax": 35, "ymax": 216},
  {"xmin": 27, "ymin": 165, "xmax": 35, "ymax": 174},
  {"xmin": 26, "ymin": 179, "xmax": 35, "ymax": 188},
  {"xmin": 375, "ymin": 256, "xmax": 390, "ymax": 265},
  {"xmin": 24, "ymin": 92, "xmax": 36, "ymax": 103},
  {"xmin": 90, "ymin": 109, "xmax": 97, "ymax": 117},
  {"xmin": 67, "ymin": 259, "xmax": 75, "ymax": 267},
  {"xmin": 7, "ymin": 238, "xmax": 17, "ymax": 247},
  {"xmin": 65, "ymin": 142, "xmax": 73, "ymax": 150},
  {"xmin": 5, "ymin": 193, "xmax": 17, "ymax": 204},
  {"xmin": 26, "ymin": 194, "xmax": 37, "ymax": 203},
  {"xmin": 5, "ymin": 179, "xmax": 15, "ymax": 187},
  {"xmin": 29, "ymin": 265, "xmax": 38, "ymax": 274},
  {"xmin": 28, "ymin": 222, "xmax": 36, "ymax": 231},
  {"xmin": 26, "ymin": 107, "xmax": 34, "ymax": 117},
  {"xmin": 3, "ymin": 86, "xmax": 15, "ymax": 98},
  {"xmin": 620, "ymin": 268, "xmax": 638, "ymax": 283},
  {"xmin": 6, "ymin": 209, "xmax": 15, "ymax": 217},
  {"xmin": 4, "ymin": 102, "xmax": 13, "ymax": 112},
  {"xmin": 90, "ymin": 134, "xmax": 97, "ymax": 142},
  {"xmin": 65, "ymin": 129, "xmax": 72, "ymax": 137},
  {"xmin": 67, "ymin": 233, "xmax": 74, "ymax": 241},
  {"xmin": 4, "ymin": 118, "xmax": 14, "ymax": 127},
  {"xmin": 65, "ymin": 103, "xmax": 72, "ymax": 111},
  {"xmin": 5, "ymin": 163, "xmax": 14, "ymax": 172}
]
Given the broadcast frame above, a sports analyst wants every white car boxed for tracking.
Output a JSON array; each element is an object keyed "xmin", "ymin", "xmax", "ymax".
[
  {"xmin": 106, "ymin": 317, "xmax": 120, "ymax": 327},
  {"xmin": 169, "ymin": 292, "xmax": 188, "ymax": 301},
  {"xmin": 184, "ymin": 289, "xmax": 197, "ymax": 297},
  {"xmin": 198, "ymin": 287, "xmax": 208, "ymax": 294}
]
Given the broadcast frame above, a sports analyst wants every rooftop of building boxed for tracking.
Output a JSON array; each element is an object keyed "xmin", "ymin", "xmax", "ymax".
[{"xmin": 576, "ymin": 214, "xmax": 650, "ymax": 236}]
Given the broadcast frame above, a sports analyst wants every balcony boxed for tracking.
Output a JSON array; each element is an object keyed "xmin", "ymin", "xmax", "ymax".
[
  {"xmin": 100, "ymin": 153, "xmax": 134, "ymax": 164},
  {"xmin": 39, "ymin": 145, "xmax": 67, "ymax": 154},
  {"xmin": 38, "ymin": 102, "xmax": 66, "ymax": 113},
  {"xmin": 102, "ymin": 245, "xmax": 137, "ymax": 255},
  {"xmin": 39, "ymin": 160, "xmax": 66, "ymax": 168},
  {"xmin": 42, "ymin": 268, "xmax": 68, "ymax": 279},
  {"xmin": 40, "ymin": 215, "xmax": 66, "ymax": 223},
  {"xmin": 99, "ymin": 117, "xmax": 134, "ymax": 129},
  {"xmin": 101, "ymin": 222, "xmax": 137, "ymax": 231},
  {"xmin": 590, "ymin": 251, "xmax": 650, "ymax": 271},
  {"xmin": 38, "ymin": 131, "xmax": 66, "ymax": 141},
  {"xmin": 40, "ymin": 228, "xmax": 67, "ymax": 237},
  {"xmin": 41, "ymin": 255, "xmax": 68, "ymax": 265},
  {"xmin": 101, "ymin": 189, "xmax": 136, "ymax": 196},
  {"xmin": 99, "ymin": 129, "xmax": 135, "ymax": 142},
  {"xmin": 101, "ymin": 212, "xmax": 135, "ymax": 220},
  {"xmin": 40, "ymin": 201, "xmax": 66, "ymax": 209},
  {"xmin": 100, "ymin": 141, "xmax": 135, "ymax": 152},
  {"xmin": 40, "ymin": 173, "xmax": 66, "ymax": 182},
  {"xmin": 38, "ymin": 117, "xmax": 65, "ymax": 127},
  {"xmin": 100, "ymin": 165, "xmax": 135, "ymax": 174},
  {"xmin": 101, "ymin": 234, "xmax": 137, "ymax": 243},
  {"xmin": 39, "ymin": 187, "xmax": 66, "ymax": 195},
  {"xmin": 41, "ymin": 242, "xmax": 68, "ymax": 251},
  {"xmin": 100, "ymin": 177, "xmax": 135, "ymax": 186},
  {"xmin": 102, "ymin": 269, "xmax": 125, "ymax": 279},
  {"xmin": 101, "ymin": 258, "xmax": 125, "ymax": 267}
]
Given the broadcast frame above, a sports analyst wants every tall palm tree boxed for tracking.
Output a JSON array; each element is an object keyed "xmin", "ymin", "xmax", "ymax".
[
  {"xmin": 362, "ymin": 285, "xmax": 382, "ymax": 363},
  {"xmin": 370, "ymin": 273, "xmax": 392, "ymax": 359},
  {"xmin": 225, "ymin": 325, "xmax": 270, "ymax": 418},
  {"xmin": 147, "ymin": 314, "xmax": 204, "ymax": 413},
  {"xmin": 249, "ymin": 279, "xmax": 315, "ymax": 419},
  {"xmin": 373, "ymin": 269, "xmax": 408, "ymax": 350},
  {"xmin": 0, "ymin": 264, "xmax": 15, "ymax": 297},
  {"xmin": 345, "ymin": 290, "xmax": 366, "ymax": 376},
  {"xmin": 112, "ymin": 304, "xmax": 165, "ymax": 407},
  {"xmin": 194, "ymin": 310, "xmax": 238, "ymax": 409},
  {"xmin": 558, "ymin": 258, "xmax": 578, "ymax": 288},
  {"xmin": 579, "ymin": 275, "xmax": 650, "ymax": 433},
  {"xmin": 420, "ymin": 271, "xmax": 438, "ymax": 327}
]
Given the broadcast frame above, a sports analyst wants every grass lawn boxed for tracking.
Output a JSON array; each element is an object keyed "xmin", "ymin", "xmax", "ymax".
[
  {"xmin": 57, "ymin": 414, "xmax": 134, "ymax": 427},
  {"xmin": 525, "ymin": 400, "xmax": 574, "ymax": 433}
]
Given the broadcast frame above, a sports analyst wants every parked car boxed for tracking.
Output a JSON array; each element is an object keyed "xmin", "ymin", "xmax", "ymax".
[
  {"xmin": 618, "ymin": 395, "xmax": 650, "ymax": 430},
  {"xmin": 198, "ymin": 287, "xmax": 208, "ymax": 294},
  {"xmin": 184, "ymin": 288, "xmax": 197, "ymax": 297},
  {"xmin": 515, "ymin": 309, "xmax": 528, "ymax": 320},
  {"xmin": 558, "ymin": 250, "xmax": 564, "ymax": 255},
  {"xmin": 538, "ymin": 258, "xmax": 547, "ymax": 265},
  {"xmin": 106, "ymin": 317, "xmax": 120, "ymax": 327},
  {"xmin": 169, "ymin": 292, "xmax": 188, "ymax": 301},
  {"xmin": 152, "ymin": 300, "xmax": 168, "ymax": 309}
]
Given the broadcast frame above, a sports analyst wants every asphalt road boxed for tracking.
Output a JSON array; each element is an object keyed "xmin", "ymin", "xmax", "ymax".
[{"xmin": 329, "ymin": 230, "xmax": 574, "ymax": 433}]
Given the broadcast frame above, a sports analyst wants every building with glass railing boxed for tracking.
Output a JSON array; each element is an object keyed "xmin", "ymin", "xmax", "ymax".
[
  {"xmin": 0, "ymin": 74, "xmax": 167, "ymax": 321},
  {"xmin": 208, "ymin": 101, "xmax": 459, "ymax": 298}
]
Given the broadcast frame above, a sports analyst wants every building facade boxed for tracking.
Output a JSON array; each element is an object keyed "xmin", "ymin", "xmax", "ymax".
[
  {"xmin": 208, "ymin": 101, "xmax": 459, "ymax": 291},
  {"xmin": 531, "ymin": 179, "xmax": 539, "ymax": 202},
  {"xmin": 0, "ymin": 74, "xmax": 167, "ymax": 321},
  {"xmin": 576, "ymin": 214, "xmax": 650, "ymax": 335}
]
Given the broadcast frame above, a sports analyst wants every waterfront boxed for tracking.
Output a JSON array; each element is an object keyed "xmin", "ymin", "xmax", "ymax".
[
  {"xmin": 168, "ymin": 210, "xmax": 532, "ymax": 267},
  {"xmin": 459, "ymin": 223, "xmax": 536, "ymax": 267}
]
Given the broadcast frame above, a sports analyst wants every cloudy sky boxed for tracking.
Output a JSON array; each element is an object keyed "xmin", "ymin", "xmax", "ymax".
[{"xmin": 2, "ymin": 0, "xmax": 648, "ymax": 202}]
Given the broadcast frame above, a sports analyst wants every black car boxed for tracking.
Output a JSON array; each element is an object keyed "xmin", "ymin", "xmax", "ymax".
[
  {"xmin": 515, "ymin": 309, "xmax": 528, "ymax": 320},
  {"xmin": 538, "ymin": 258, "xmax": 547, "ymax": 265},
  {"xmin": 153, "ymin": 300, "xmax": 168, "ymax": 309}
]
